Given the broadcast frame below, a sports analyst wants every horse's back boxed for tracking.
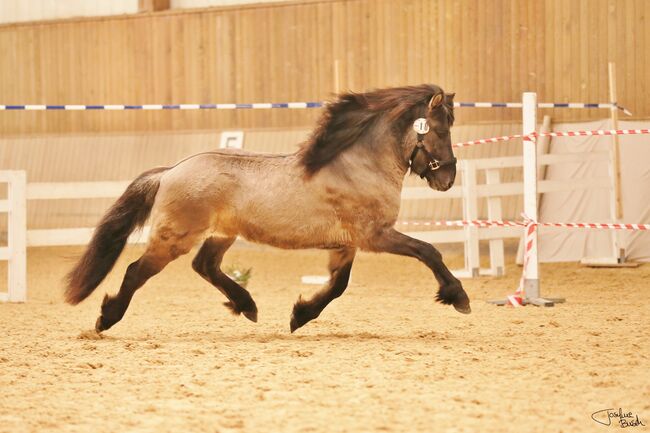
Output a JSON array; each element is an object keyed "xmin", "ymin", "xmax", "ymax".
[{"xmin": 149, "ymin": 151, "xmax": 302, "ymax": 237}]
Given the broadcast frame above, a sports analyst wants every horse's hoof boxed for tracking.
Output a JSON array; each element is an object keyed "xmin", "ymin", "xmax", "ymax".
[
  {"xmin": 242, "ymin": 309, "xmax": 258, "ymax": 323},
  {"xmin": 453, "ymin": 292, "xmax": 472, "ymax": 314},
  {"xmin": 290, "ymin": 298, "xmax": 316, "ymax": 333},
  {"xmin": 437, "ymin": 282, "xmax": 471, "ymax": 314},
  {"xmin": 223, "ymin": 301, "xmax": 258, "ymax": 322},
  {"xmin": 95, "ymin": 316, "xmax": 106, "ymax": 333},
  {"xmin": 454, "ymin": 303, "xmax": 472, "ymax": 314},
  {"xmin": 289, "ymin": 310, "xmax": 318, "ymax": 334},
  {"xmin": 289, "ymin": 316, "xmax": 301, "ymax": 333}
]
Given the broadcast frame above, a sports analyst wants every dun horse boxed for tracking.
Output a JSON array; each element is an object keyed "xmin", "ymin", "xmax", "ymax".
[{"xmin": 65, "ymin": 84, "xmax": 471, "ymax": 333}]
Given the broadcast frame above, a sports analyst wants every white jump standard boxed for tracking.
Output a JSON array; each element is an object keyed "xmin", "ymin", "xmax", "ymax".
[{"xmin": 487, "ymin": 93, "xmax": 565, "ymax": 307}]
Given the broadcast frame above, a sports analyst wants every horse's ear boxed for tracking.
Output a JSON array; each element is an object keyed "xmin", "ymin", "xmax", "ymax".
[
  {"xmin": 446, "ymin": 92, "xmax": 456, "ymax": 101},
  {"xmin": 428, "ymin": 93, "xmax": 444, "ymax": 110}
]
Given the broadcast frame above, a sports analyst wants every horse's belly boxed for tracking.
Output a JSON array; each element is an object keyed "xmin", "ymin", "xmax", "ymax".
[{"xmin": 225, "ymin": 214, "xmax": 353, "ymax": 250}]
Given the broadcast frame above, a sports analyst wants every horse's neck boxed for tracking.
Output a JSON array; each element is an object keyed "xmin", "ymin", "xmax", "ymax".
[{"xmin": 330, "ymin": 134, "xmax": 408, "ymax": 188}]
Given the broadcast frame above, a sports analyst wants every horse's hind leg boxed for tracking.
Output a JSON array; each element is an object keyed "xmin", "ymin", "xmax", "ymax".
[
  {"xmin": 95, "ymin": 230, "xmax": 200, "ymax": 332},
  {"xmin": 191, "ymin": 237, "xmax": 258, "ymax": 322},
  {"xmin": 290, "ymin": 247, "xmax": 356, "ymax": 333}
]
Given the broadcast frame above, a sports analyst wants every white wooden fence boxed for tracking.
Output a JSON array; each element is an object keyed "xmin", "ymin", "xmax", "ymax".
[
  {"xmin": 0, "ymin": 147, "xmax": 611, "ymax": 301},
  {"xmin": 0, "ymin": 171, "xmax": 27, "ymax": 302}
]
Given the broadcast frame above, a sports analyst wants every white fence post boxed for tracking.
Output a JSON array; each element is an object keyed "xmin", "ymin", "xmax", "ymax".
[
  {"xmin": 461, "ymin": 160, "xmax": 480, "ymax": 277},
  {"xmin": 485, "ymin": 168, "xmax": 504, "ymax": 276},
  {"xmin": 1, "ymin": 171, "xmax": 27, "ymax": 303}
]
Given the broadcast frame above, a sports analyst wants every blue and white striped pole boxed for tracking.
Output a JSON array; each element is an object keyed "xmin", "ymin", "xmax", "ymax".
[
  {"xmin": 0, "ymin": 102, "xmax": 324, "ymax": 110},
  {"xmin": 0, "ymin": 101, "xmax": 631, "ymax": 115}
]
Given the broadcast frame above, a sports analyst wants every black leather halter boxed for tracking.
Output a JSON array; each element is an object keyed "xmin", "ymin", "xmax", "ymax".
[{"xmin": 409, "ymin": 135, "xmax": 457, "ymax": 179}]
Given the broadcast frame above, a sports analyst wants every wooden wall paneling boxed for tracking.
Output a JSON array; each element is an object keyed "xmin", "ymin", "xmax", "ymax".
[
  {"xmin": 419, "ymin": 0, "xmax": 432, "ymax": 88},
  {"xmin": 567, "ymin": 0, "xmax": 581, "ymax": 120},
  {"xmin": 170, "ymin": 13, "xmax": 186, "ymax": 129},
  {"xmin": 216, "ymin": 11, "xmax": 237, "ymax": 129},
  {"xmin": 645, "ymin": 0, "xmax": 650, "ymax": 116},
  {"xmin": 460, "ymin": 0, "xmax": 475, "ymax": 108},
  {"xmin": 622, "ymin": 0, "xmax": 637, "ymax": 116},
  {"xmin": 1, "ymin": 0, "xmax": 649, "ymax": 136},
  {"xmin": 187, "ymin": 12, "xmax": 205, "ymax": 130},
  {"xmin": 140, "ymin": 0, "xmax": 171, "ymax": 13},
  {"xmin": 541, "ymin": 0, "xmax": 554, "ymax": 121},
  {"xmin": 473, "ymin": 0, "xmax": 487, "ymax": 125},
  {"xmin": 304, "ymin": 4, "xmax": 320, "ymax": 105},
  {"xmin": 315, "ymin": 2, "xmax": 334, "ymax": 98},
  {"xmin": 330, "ymin": 1, "xmax": 346, "ymax": 94},
  {"xmin": 365, "ymin": 0, "xmax": 379, "ymax": 89},
  {"xmin": 345, "ymin": 0, "xmax": 363, "ymax": 92},
  {"xmin": 400, "ymin": 1, "xmax": 414, "ymax": 85},
  {"xmin": 485, "ymin": 0, "xmax": 498, "ymax": 121}
]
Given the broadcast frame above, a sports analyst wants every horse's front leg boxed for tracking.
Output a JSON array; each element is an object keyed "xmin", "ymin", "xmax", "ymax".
[{"xmin": 369, "ymin": 228, "xmax": 471, "ymax": 314}]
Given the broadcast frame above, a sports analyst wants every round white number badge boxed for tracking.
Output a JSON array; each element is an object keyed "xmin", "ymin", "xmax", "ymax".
[{"xmin": 413, "ymin": 118, "xmax": 430, "ymax": 134}]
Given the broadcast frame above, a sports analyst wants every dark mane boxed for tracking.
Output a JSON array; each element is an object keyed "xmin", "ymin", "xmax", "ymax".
[{"xmin": 299, "ymin": 84, "xmax": 454, "ymax": 175}]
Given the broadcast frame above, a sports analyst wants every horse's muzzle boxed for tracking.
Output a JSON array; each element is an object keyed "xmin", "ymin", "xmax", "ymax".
[{"xmin": 426, "ymin": 167, "xmax": 456, "ymax": 191}]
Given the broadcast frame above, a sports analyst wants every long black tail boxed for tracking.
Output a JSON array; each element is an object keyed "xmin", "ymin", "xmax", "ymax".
[{"xmin": 64, "ymin": 167, "xmax": 167, "ymax": 305}]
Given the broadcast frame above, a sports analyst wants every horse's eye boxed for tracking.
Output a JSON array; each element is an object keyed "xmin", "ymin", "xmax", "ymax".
[{"xmin": 435, "ymin": 129, "xmax": 449, "ymax": 137}]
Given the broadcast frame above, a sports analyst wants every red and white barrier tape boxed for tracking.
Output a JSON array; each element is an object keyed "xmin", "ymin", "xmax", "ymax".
[
  {"xmin": 510, "ymin": 217, "xmax": 536, "ymax": 307},
  {"xmin": 537, "ymin": 222, "xmax": 649, "ymax": 230},
  {"xmin": 453, "ymin": 134, "xmax": 526, "ymax": 148},
  {"xmin": 538, "ymin": 128, "xmax": 650, "ymax": 138},
  {"xmin": 396, "ymin": 219, "xmax": 650, "ymax": 230},
  {"xmin": 396, "ymin": 219, "xmax": 521, "ymax": 228},
  {"xmin": 453, "ymin": 128, "xmax": 650, "ymax": 149}
]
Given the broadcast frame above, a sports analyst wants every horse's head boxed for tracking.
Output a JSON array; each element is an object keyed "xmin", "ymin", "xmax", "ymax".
[{"xmin": 409, "ymin": 91, "xmax": 456, "ymax": 191}]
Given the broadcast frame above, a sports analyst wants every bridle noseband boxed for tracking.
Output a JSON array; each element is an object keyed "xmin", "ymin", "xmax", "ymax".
[{"xmin": 409, "ymin": 118, "xmax": 457, "ymax": 179}]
